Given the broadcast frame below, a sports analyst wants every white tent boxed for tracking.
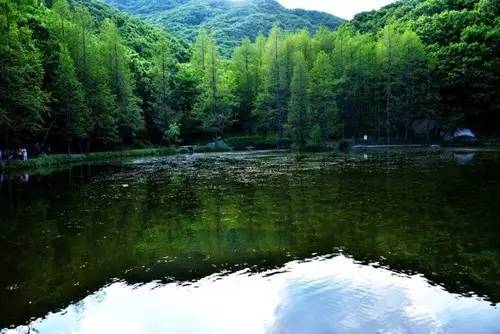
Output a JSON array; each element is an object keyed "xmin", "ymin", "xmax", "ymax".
[{"xmin": 454, "ymin": 128, "xmax": 476, "ymax": 138}]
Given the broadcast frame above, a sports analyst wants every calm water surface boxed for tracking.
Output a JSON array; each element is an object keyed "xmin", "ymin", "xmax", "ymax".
[{"xmin": 0, "ymin": 149, "xmax": 499, "ymax": 333}]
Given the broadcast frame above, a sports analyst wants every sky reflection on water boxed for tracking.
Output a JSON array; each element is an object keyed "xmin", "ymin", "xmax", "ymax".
[{"xmin": 7, "ymin": 255, "xmax": 500, "ymax": 334}]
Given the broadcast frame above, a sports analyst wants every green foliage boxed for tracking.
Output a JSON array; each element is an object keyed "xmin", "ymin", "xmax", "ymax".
[
  {"xmin": 230, "ymin": 22, "xmax": 436, "ymax": 145},
  {"xmin": 0, "ymin": 0, "xmax": 48, "ymax": 145},
  {"xmin": 1, "ymin": 0, "xmax": 498, "ymax": 153},
  {"xmin": 73, "ymin": 0, "xmax": 191, "ymax": 62},
  {"xmin": 254, "ymin": 26, "xmax": 288, "ymax": 137},
  {"xmin": 103, "ymin": 0, "xmax": 344, "ymax": 56},
  {"xmin": 232, "ymin": 38, "xmax": 258, "ymax": 132},
  {"xmin": 164, "ymin": 121, "xmax": 181, "ymax": 144},
  {"xmin": 149, "ymin": 39, "xmax": 176, "ymax": 140},
  {"xmin": 0, "ymin": 0, "xmax": 198, "ymax": 151},
  {"xmin": 350, "ymin": 0, "xmax": 500, "ymax": 133},
  {"xmin": 287, "ymin": 53, "xmax": 309, "ymax": 150},
  {"xmin": 52, "ymin": 45, "xmax": 90, "ymax": 146},
  {"xmin": 309, "ymin": 51, "xmax": 338, "ymax": 145},
  {"xmin": 100, "ymin": 18, "xmax": 144, "ymax": 141},
  {"xmin": 192, "ymin": 31, "xmax": 235, "ymax": 137}
]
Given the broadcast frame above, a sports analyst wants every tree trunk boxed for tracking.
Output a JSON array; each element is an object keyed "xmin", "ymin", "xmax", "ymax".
[{"xmin": 386, "ymin": 83, "xmax": 391, "ymax": 145}]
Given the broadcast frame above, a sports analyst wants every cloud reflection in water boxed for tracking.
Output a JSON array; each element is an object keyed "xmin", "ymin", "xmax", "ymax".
[{"xmin": 8, "ymin": 255, "xmax": 500, "ymax": 334}]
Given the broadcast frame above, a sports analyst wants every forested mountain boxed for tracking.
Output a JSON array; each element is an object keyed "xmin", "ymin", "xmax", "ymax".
[
  {"xmin": 72, "ymin": 0, "xmax": 191, "ymax": 61},
  {"xmin": 350, "ymin": 0, "xmax": 500, "ymax": 134},
  {"xmin": 1, "ymin": 0, "xmax": 499, "ymax": 156},
  {"xmin": 102, "ymin": 0, "xmax": 344, "ymax": 55}
]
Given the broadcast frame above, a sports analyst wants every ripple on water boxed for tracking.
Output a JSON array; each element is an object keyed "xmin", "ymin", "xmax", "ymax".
[{"xmin": 4, "ymin": 255, "xmax": 500, "ymax": 334}]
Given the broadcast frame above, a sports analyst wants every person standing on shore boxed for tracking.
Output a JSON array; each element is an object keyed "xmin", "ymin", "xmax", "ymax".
[{"xmin": 22, "ymin": 148, "xmax": 28, "ymax": 161}]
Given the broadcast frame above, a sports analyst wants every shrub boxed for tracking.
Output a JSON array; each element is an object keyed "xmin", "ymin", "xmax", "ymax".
[{"xmin": 337, "ymin": 140, "xmax": 351, "ymax": 152}]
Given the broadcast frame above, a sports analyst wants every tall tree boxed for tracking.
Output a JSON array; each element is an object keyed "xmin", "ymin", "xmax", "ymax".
[
  {"xmin": 150, "ymin": 39, "xmax": 177, "ymax": 142},
  {"xmin": 193, "ymin": 37, "xmax": 234, "ymax": 137},
  {"xmin": 100, "ymin": 19, "xmax": 143, "ymax": 144},
  {"xmin": 169, "ymin": 63, "xmax": 200, "ymax": 139},
  {"xmin": 255, "ymin": 26, "xmax": 287, "ymax": 141},
  {"xmin": 287, "ymin": 53, "xmax": 309, "ymax": 150},
  {"xmin": 52, "ymin": 45, "xmax": 90, "ymax": 153},
  {"xmin": 232, "ymin": 38, "xmax": 257, "ymax": 132},
  {"xmin": 331, "ymin": 26, "xmax": 354, "ymax": 138},
  {"xmin": 253, "ymin": 33, "xmax": 266, "ymax": 97},
  {"xmin": 376, "ymin": 24, "xmax": 403, "ymax": 144},
  {"xmin": 191, "ymin": 29, "xmax": 211, "ymax": 74},
  {"xmin": 0, "ymin": 0, "xmax": 47, "ymax": 146},
  {"xmin": 309, "ymin": 51, "xmax": 338, "ymax": 145},
  {"xmin": 399, "ymin": 29, "xmax": 431, "ymax": 140},
  {"xmin": 73, "ymin": 5, "xmax": 117, "ymax": 147}
]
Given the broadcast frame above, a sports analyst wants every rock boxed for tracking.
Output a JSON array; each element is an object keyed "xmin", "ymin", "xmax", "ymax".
[{"xmin": 207, "ymin": 137, "xmax": 228, "ymax": 149}]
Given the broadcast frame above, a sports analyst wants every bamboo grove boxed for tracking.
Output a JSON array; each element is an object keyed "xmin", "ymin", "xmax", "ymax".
[{"xmin": 1, "ymin": 0, "xmax": 498, "ymax": 152}]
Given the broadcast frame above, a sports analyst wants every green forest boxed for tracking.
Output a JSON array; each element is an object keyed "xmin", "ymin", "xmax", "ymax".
[
  {"xmin": 103, "ymin": 0, "xmax": 344, "ymax": 55},
  {"xmin": 0, "ymin": 0, "xmax": 499, "ymax": 154}
]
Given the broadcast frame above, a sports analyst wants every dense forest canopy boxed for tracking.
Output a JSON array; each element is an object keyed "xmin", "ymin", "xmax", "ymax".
[
  {"xmin": 0, "ymin": 0, "xmax": 499, "ymax": 153},
  {"xmin": 0, "ymin": 0, "xmax": 193, "ymax": 152},
  {"xmin": 350, "ymin": 0, "xmax": 500, "ymax": 134},
  {"xmin": 102, "ymin": 0, "xmax": 344, "ymax": 55}
]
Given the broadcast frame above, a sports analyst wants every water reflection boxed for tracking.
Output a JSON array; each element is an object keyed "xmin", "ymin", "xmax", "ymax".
[
  {"xmin": 454, "ymin": 151, "xmax": 476, "ymax": 165},
  {"xmin": 0, "ymin": 173, "xmax": 30, "ymax": 185},
  {"xmin": 1, "ymin": 149, "xmax": 500, "ymax": 332},
  {"xmin": 5, "ymin": 255, "xmax": 499, "ymax": 334}
]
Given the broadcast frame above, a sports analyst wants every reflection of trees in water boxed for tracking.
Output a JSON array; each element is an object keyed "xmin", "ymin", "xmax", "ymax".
[{"xmin": 0, "ymin": 152, "xmax": 500, "ymax": 328}]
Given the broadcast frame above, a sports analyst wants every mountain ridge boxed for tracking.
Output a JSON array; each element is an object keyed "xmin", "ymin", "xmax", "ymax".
[{"xmin": 101, "ymin": 0, "xmax": 344, "ymax": 54}]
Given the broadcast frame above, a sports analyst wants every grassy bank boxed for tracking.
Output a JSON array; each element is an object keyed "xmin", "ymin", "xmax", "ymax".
[
  {"xmin": 4, "ymin": 134, "xmax": 466, "ymax": 172},
  {"xmin": 0, "ymin": 143, "xmax": 242, "ymax": 172},
  {"xmin": 0, "ymin": 147, "xmax": 179, "ymax": 171}
]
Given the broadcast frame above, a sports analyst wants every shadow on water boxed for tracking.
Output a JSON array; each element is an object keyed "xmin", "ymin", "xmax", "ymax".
[{"xmin": 0, "ymin": 149, "xmax": 499, "ymax": 332}]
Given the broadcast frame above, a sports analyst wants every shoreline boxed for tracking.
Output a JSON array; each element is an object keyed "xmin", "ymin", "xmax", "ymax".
[
  {"xmin": 0, "ymin": 147, "xmax": 179, "ymax": 172},
  {"xmin": 2, "ymin": 143, "xmax": 499, "ymax": 173}
]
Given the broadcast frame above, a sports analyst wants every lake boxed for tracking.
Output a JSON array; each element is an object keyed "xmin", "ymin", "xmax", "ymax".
[{"xmin": 1, "ymin": 149, "xmax": 499, "ymax": 333}]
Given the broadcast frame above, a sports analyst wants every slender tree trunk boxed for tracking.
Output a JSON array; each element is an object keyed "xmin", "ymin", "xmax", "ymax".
[
  {"xmin": 66, "ymin": 105, "xmax": 71, "ymax": 155},
  {"xmin": 274, "ymin": 34, "xmax": 282, "ymax": 147},
  {"xmin": 386, "ymin": 83, "xmax": 391, "ymax": 145}
]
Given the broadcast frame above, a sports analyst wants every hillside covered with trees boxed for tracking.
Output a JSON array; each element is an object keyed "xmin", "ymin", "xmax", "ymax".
[
  {"xmin": 1, "ymin": 0, "xmax": 193, "ymax": 153},
  {"xmin": 350, "ymin": 0, "xmax": 500, "ymax": 134},
  {"xmin": 1, "ymin": 0, "xmax": 499, "ymax": 155},
  {"xmin": 102, "ymin": 0, "xmax": 344, "ymax": 55}
]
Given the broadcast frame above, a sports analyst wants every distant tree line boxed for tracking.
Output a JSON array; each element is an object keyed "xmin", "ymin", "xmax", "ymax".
[
  {"xmin": 1, "ymin": 0, "xmax": 498, "ymax": 153},
  {"xmin": 350, "ymin": 0, "xmax": 500, "ymax": 135},
  {"xmin": 192, "ymin": 25, "xmax": 437, "ymax": 147}
]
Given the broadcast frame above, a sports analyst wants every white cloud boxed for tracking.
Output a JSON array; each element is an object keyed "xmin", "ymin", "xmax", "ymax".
[
  {"xmin": 16, "ymin": 256, "xmax": 500, "ymax": 334},
  {"xmin": 277, "ymin": 0, "xmax": 395, "ymax": 19}
]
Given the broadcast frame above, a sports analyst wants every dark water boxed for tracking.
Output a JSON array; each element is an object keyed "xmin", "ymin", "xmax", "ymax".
[{"xmin": 1, "ymin": 149, "xmax": 500, "ymax": 333}]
